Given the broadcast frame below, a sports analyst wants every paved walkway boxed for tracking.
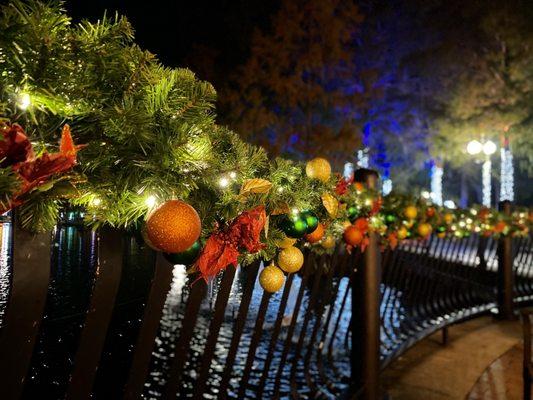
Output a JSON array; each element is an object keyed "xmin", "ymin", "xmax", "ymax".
[{"xmin": 382, "ymin": 316, "xmax": 523, "ymax": 399}]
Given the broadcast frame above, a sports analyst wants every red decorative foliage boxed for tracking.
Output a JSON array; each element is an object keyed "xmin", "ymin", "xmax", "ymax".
[
  {"xmin": 0, "ymin": 124, "xmax": 82, "ymax": 213},
  {"xmin": 335, "ymin": 174, "xmax": 353, "ymax": 195},
  {"xmin": 195, "ymin": 206, "xmax": 267, "ymax": 282},
  {"xmin": 370, "ymin": 196, "xmax": 382, "ymax": 215},
  {"xmin": 354, "ymin": 217, "xmax": 369, "ymax": 232},
  {"xmin": 0, "ymin": 123, "xmax": 34, "ymax": 167}
]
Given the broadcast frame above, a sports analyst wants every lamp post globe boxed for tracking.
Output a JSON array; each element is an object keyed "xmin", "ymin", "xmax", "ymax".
[
  {"xmin": 466, "ymin": 140, "xmax": 482, "ymax": 155},
  {"xmin": 483, "ymin": 140, "xmax": 497, "ymax": 155}
]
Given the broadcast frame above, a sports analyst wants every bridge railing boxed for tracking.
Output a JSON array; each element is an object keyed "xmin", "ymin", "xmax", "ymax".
[{"xmin": 0, "ymin": 210, "xmax": 530, "ymax": 399}]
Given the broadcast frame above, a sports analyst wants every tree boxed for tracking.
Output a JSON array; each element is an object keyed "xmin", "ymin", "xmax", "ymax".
[
  {"xmin": 221, "ymin": 0, "xmax": 369, "ymax": 166},
  {"xmin": 430, "ymin": 0, "xmax": 533, "ymax": 172}
]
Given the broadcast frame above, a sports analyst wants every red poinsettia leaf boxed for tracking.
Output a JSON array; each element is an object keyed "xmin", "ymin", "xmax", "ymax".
[
  {"xmin": 194, "ymin": 205, "xmax": 267, "ymax": 282},
  {"xmin": 0, "ymin": 123, "xmax": 34, "ymax": 167},
  {"xmin": 230, "ymin": 205, "xmax": 267, "ymax": 253},
  {"xmin": 14, "ymin": 124, "xmax": 80, "ymax": 185},
  {"xmin": 335, "ymin": 174, "xmax": 354, "ymax": 195},
  {"xmin": 1, "ymin": 124, "xmax": 83, "ymax": 214},
  {"xmin": 195, "ymin": 234, "xmax": 240, "ymax": 282}
]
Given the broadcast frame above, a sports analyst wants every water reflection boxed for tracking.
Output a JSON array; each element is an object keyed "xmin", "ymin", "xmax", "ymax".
[{"xmin": 0, "ymin": 217, "xmax": 12, "ymax": 328}]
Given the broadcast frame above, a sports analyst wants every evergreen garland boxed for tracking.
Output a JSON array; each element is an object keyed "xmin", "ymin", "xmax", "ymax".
[{"xmin": 0, "ymin": 1, "xmax": 529, "ymax": 269}]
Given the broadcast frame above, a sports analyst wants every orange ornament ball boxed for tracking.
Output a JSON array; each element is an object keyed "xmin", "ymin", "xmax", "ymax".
[
  {"xmin": 305, "ymin": 223, "xmax": 325, "ymax": 243},
  {"xmin": 397, "ymin": 227, "xmax": 408, "ymax": 240},
  {"xmin": 344, "ymin": 226, "xmax": 364, "ymax": 246},
  {"xmin": 404, "ymin": 205, "xmax": 418, "ymax": 220},
  {"xmin": 146, "ymin": 200, "xmax": 201, "ymax": 253},
  {"xmin": 494, "ymin": 221, "xmax": 507, "ymax": 233},
  {"xmin": 417, "ymin": 223, "xmax": 432, "ymax": 238}
]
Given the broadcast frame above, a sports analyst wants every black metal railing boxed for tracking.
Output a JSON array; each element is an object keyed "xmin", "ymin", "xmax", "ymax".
[{"xmin": 0, "ymin": 211, "xmax": 530, "ymax": 399}]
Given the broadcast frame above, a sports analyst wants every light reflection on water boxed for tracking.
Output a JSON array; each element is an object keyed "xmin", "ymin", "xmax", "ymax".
[
  {"xmin": 0, "ymin": 220, "xmax": 11, "ymax": 328},
  {"xmin": 144, "ymin": 262, "xmax": 352, "ymax": 399}
]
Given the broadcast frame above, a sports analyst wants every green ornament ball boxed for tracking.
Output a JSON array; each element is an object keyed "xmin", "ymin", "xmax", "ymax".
[
  {"xmin": 280, "ymin": 215, "xmax": 308, "ymax": 238},
  {"xmin": 164, "ymin": 240, "xmax": 202, "ymax": 265},
  {"xmin": 437, "ymin": 225, "xmax": 446, "ymax": 233},
  {"xmin": 300, "ymin": 210, "xmax": 319, "ymax": 234},
  {"xmin": 347, "ymin": 206, "xmax": 358, "ymax": 222},
  {"xmin": 385, "ymin": 214, "xmax": 396, "ymax": 224}
]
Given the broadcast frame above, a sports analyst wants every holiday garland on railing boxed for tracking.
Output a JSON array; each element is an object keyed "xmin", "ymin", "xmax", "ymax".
[{"xmin": 0, "ymin": 1, "xmax": 530, "ymax": 291}]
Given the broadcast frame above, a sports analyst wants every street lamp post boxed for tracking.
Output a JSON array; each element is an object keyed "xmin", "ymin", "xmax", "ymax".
[{"xmin": 466, "ymin": 139, "xmax": 497, "ymax": 207}]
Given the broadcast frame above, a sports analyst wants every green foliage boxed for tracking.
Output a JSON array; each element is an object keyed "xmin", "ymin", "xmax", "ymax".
[
  {"xmin": 0, "ymin": 0, "xmax": 337, "ymax": 255},
  {"xmin": 0, "ymin": 0, "xmax": 528, "ymax": 269}
]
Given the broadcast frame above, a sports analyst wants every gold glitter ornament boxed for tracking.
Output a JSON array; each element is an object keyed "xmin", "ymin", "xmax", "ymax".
[
  {"xmin": 397, "ymin": 227, "xmax": 408, "ymax": 240},
  {"xmin": 321, "ymin": 236, "xmax": 336, "ymax": 249},
  {"xmin": 305, "ymin": 157, "xmax": 331, "ymax": 182},
  {"xmin": 146, "ymin": 200, "xmax": 201, "ymax": 253},
  {"xmin": 259, "ymin": 264, "xmax": 285, "ymax": 293},
  {"xmin": 417, "ymin": 223, "xmax": 432, "ymax": 237},
  {"xmin": 277, "ymin": 236, "xmax": 297, "ymax": 249},
  {"xmin": 404, "ymin": 205, "xmax": 418, "ymax": 220},
  {"xmin": 278, "ymin": 246, "xmax": 304, "ymax": 273}
]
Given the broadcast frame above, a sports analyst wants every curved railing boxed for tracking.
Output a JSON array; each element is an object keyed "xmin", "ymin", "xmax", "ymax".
[
  {"xmin": 379, "ymin": 234, "xmax": 532, "ymax": 366},
  {"xmin": 0, "ymin": 215, "xmax": 531, "ymax": 399}
]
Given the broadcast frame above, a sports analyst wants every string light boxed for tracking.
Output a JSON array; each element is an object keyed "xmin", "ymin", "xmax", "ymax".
[
  {"xmin": 443, "ymin": 200, "xmax": 456, "ymax": 209},
  {"xmin": 430, "ymin": 164, "xmax": 443, "ymax": 206},
  {"xmin": 343, "ymin": 162, "xmax": 354, "ymax": 180},
  {"xmin": 218, "ymin": 177, "xmax": 230, "ymax": 188},
  {"xmin": 382, "ymin": 178, "xmax": 392, "ymax": 196},
  {"xmin": 357, "ymin": 148, "xmax": 369, "ymax": 168},
  {"xmin": 17, "ymin": 92, "xmax": 31, "ymax": 110},
  {"xmin": 500, "ymin": 146, "xmax": 514, "ymax": 201},
  {"xmin": 145, "ymin": 195, "xmax": 157, "ymax": 208},
  {"xmin": 291, "ymin": 208, "xmax": 299, "ymax": 215},
  {"xmin": 482, "ymin": 159, "xmax": 491, "ymax": 207},
  {"xmin": 229, "ymin": 171, "xmax": 237, "ymax": 179},
  {"xmin": 91, "ymin": 197, "xmax": 101, "ymax": 207}
]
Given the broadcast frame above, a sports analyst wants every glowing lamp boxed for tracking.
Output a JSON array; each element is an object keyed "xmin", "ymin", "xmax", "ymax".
[
  {"xmin": 466, "ymin": 140, "xmax": 482, "ymax": 155},
  {"xmin": 482, "ymin": 140, "xmax": 497, "ymax": 155}
]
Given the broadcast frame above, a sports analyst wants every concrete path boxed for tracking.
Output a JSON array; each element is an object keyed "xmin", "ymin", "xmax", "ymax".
[{"xmin": 382, "ymin": 316, "xmax": 523, "ymax": 399}]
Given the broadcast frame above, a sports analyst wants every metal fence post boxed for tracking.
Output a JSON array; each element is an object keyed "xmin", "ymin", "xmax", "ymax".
[
  {"xmin": 351, "ymin": 168, "xmax": 381, "ymax": 399},
  {"xmin": 497, "ymin": 200, "xmax": 515, "ymax": 319}
]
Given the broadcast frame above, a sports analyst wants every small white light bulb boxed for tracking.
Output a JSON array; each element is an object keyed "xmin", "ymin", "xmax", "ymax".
[
  {"xmin": 229, "ymin": 171, "xmax": 237, "ymax": 179},
  {"xmin": 219, "ymin": 177, "xmax": 230, "ymax": 188},
  {"xmin": 145, "ymin": 195, "xmax": 157, "ymax": 208},
  {"xmin": 91, "ymin": 197, "xmax": 102, "ymax": 207},
  {"xmin": 17, "ymin": 93, "xmax": 31, "ymax": 110}
]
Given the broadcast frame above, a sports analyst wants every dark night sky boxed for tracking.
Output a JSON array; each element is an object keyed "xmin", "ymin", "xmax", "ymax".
[{"xmin": 64, "ymin": 0, "xmax": 280, "ymax": 77}]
